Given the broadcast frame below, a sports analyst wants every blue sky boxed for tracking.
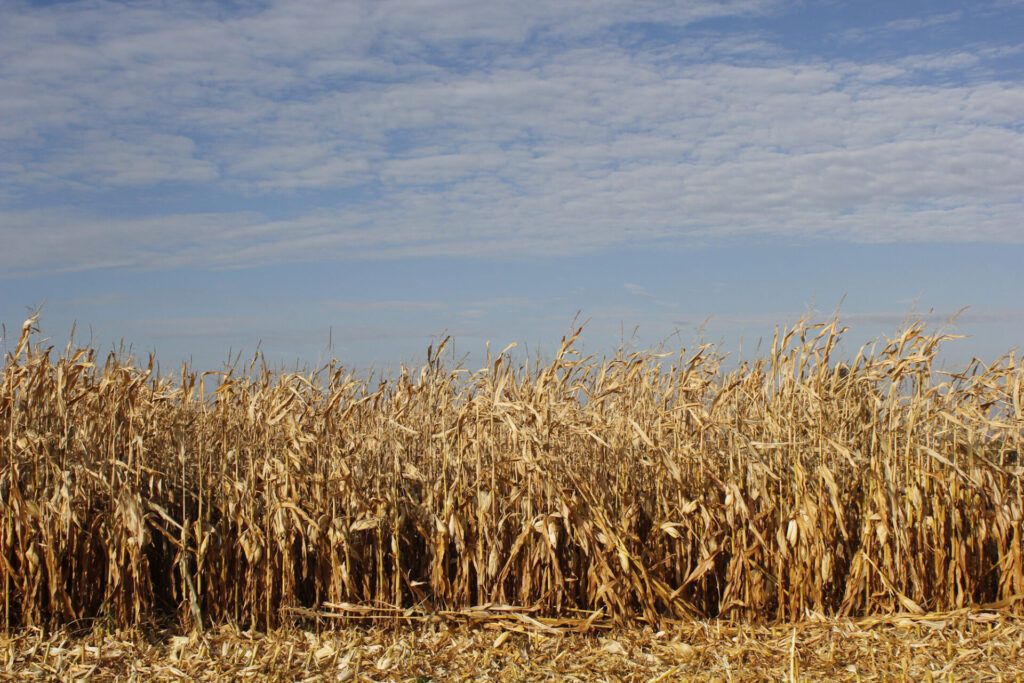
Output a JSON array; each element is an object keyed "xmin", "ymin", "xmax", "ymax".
[{"xmin": 2, "ymin": 0, "xmax": 1022, "ymax": 372}]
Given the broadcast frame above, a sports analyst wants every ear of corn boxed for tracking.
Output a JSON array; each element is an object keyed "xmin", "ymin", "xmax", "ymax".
[{"xmin": 2, "ymin": 314, "xmax": 1022, "ymax": 630}]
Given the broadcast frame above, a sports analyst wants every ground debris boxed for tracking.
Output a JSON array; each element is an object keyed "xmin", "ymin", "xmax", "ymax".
[{"xmin": 2, "ymin": 608, "xmax": 1023, "ymax": 681}]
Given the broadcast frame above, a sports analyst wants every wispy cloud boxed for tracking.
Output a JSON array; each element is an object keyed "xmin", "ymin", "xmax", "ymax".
[
  {"xmin": 666, "ymin": 308, "xmax": 1024, "ymax": 332},
  {"xmin": 1, "ymin": 0, "xmax": 1023, "ymax": 276},
  {"xmin": 318, "ymin": 300, "xmax": 446, "ymax": 313},
  {"xmin": 58, "ymin": 293, "xmax": 126, "ymax": 309},
  {"xmin": 835, "ymin": 11, "xmax": 963, "ymax": 43},
  {"xmin": 624, "ymin": 283, "xmax": 654, "ymax": 298},
  {"xmin": 838, "ymin": 309, "xmax": 1024, "ymax": 328}
]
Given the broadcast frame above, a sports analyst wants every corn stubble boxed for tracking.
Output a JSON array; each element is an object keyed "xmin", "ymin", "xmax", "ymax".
[{"xmin": 2, "ymin": 315, "xmax": 1022, "ymax": 632}]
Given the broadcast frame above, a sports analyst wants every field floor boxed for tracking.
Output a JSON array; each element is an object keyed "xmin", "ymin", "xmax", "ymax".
[{"xmin": 2, "ymin": 608, "xmax": 1022, "ymax": 682}]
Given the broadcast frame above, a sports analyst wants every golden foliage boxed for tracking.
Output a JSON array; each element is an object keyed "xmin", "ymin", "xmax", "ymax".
[{"xmin": 1, "ymin": 315, "xmax": 1022, "ymax": 630}]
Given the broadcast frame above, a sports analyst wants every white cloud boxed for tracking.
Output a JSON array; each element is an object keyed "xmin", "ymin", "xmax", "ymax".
[
  {"xmin": 45, "ymin": 132, "xmax": 218, "ymax": 186},
  {"xmin": 882, "ymin": 12, "xmax": 962, "ymax": 33},
  {"xmin": 624, "ymin": 283, "xmax": 654, "ymax": 298},
  {"xmin": 897, "ymin": 52, "xmax": 982, "ymax": 72},
  {"xmin": 318, "ymin": 300, "xmax": 446, "ymax": 313},
  {"xmin": 1, "ymin": 0, "xmax": 1023, "ymax": 275},
  {"xmin": 833, "ymin": 10, "xmax": 963, "ymax": 43},
  {"xmin": 838, "ymin": 309, "xmax": 1024, "ymax": 327}
]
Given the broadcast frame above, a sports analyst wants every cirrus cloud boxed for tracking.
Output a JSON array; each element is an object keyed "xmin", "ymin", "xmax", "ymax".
[{"xmin": 1, "ymin": 0, "xmax": 1022, "ymax": 277}]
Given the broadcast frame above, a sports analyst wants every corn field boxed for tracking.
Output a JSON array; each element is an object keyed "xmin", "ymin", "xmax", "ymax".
[{"xmin": 2, "ymin": 314, "xmax": 1022, "ymax": 632}]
